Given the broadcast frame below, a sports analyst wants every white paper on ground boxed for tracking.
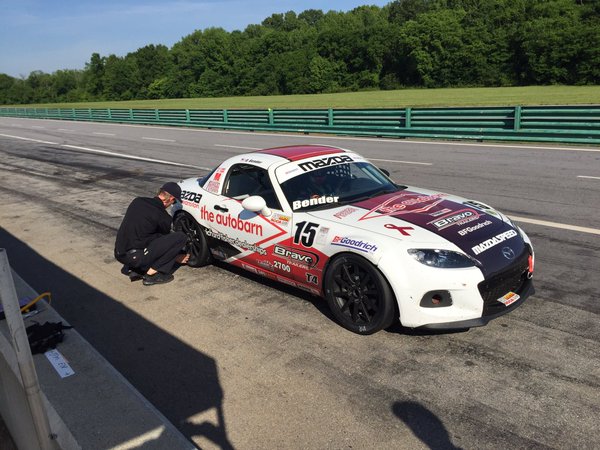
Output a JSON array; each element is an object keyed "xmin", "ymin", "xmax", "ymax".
[{"xmin": 45, "ymin": 348, "xmax": 75, "ymax": 378}]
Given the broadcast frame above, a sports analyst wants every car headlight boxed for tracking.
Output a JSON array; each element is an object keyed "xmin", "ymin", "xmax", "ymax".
[{"xmin": 408, "ymin": 249, "xmax": 477, "ymax": 268}]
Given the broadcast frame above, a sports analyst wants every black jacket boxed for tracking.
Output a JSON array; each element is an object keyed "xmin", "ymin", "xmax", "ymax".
[{"xmin": 114, "ymin": 197, "xmax": 172, "ymax": 255}]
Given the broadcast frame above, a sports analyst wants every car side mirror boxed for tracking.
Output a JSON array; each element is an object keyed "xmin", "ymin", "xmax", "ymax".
[
  {"xmin": 379, "ymin": 168, "xmax": 390, "ymax": 177},
  {"xmin": 242, "ymin": 195, "xmax": 272, "ymax": 217}
]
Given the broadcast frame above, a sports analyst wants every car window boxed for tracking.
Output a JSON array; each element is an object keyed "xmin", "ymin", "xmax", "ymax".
[
  {"xmin": 223, "ymin": 164, "xmax": 282, "ymax": 210},
  {"xmin": 280, "ymin": 162, "xmax": 401, "ymax": 211}
]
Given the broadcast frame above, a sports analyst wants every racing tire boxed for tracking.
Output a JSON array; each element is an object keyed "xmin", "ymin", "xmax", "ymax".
[
  {"xmin": 173, "ymin": 213, "xmax": 213, "ymax": 267},
  {"xmin": 324, "ymin": 254, "xmax": 396, "ymax": 335}
]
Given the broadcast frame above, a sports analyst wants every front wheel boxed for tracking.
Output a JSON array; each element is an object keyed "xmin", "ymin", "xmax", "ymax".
[
  {"xmin": 173, "ymin": 213, "xmax": 212, "ymax": 267},
  {"xmin": 324, "ymin": 254, "xmax": 396, "ymax": 335}
]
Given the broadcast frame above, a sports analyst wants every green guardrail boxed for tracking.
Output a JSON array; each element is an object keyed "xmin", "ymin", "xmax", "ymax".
[{"xmin": 0, "ymin": 106, "xmax": 599, "ymax": 144}]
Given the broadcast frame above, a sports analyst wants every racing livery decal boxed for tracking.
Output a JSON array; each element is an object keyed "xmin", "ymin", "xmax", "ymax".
[
  {"xmin": 272, "ymin": 245, "xmax": 320, "ymax": 269},
  {"xmin": 358, "ymin": 192, "xmax": 446, "ymax": 220},
  {"xmin": 201, "ymin": 205, "xmax": 264, "ymax": 235},
  {"xmin": 331, "ymin": 236, "xmax": 378, "ymax": 253},
  {"xmin": 293, "ymin": 195, "xmax": 339, "ymax": 210}
]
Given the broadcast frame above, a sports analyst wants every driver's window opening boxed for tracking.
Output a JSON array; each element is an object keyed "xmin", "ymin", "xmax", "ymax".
[{"xmin": 224, "ymin": 164, "xmax": 282, "ymax": 210}]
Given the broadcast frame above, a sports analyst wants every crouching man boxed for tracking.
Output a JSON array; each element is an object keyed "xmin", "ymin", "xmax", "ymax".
[{"xmin": 114, "ymin": 182, "xmax": 190, "ymax": 286}]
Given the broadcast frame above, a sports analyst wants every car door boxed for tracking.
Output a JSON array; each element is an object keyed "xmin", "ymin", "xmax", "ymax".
[{"xmin": 202, "ymin": 163, "xmax": 290, "ymax": 272}]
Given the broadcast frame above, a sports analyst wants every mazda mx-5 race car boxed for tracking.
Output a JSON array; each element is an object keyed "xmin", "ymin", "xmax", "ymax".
[{"xmin": 172, "ymin": 145, "xmax": 535, "ymax": 335}]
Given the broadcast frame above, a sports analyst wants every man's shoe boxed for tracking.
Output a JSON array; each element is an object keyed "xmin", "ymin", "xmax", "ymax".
[{"xmin": 142, "ymin": 272, "xmax": 174, "ymax": 286}]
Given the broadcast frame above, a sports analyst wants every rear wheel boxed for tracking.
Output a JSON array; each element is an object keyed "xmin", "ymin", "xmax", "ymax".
[
  {"xmin": 173, "ymin": 213, "xmax": 212, "ymax": 267},
  {"xmin": 324, "ymin": 254, "xmax": 396, "ymax": 335}
]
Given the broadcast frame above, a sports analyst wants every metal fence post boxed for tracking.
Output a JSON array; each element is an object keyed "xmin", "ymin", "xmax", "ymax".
[
  {"xmin": 185, "ymin": 109, "xmax": 190, "ymax": 124},
  {"xmin": 223, "ymin": 109, "xmax": 229, "ymax": 124},
  {"xmin": 268, "ymin": 108, "xmax": 274, "ymax": 125},
  {"xmin": 0, "ymin": 249, "xmax": 56, "ymax": 449},
  {"xmin": 405, "ymin": 108, "xmax": 412, "ymax": 128},
  {"xmin": 328, "ymin": 108, "xmax": 334, "ymax": 127},
  {"xmin": 514, "ymin": 106, "xmax": 522, "ymax": 131}
]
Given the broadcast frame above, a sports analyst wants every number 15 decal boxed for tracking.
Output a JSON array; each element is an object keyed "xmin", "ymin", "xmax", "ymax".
[{"xmin": 294, "ymin": 221, "xmax": 319, "ymax": 247}]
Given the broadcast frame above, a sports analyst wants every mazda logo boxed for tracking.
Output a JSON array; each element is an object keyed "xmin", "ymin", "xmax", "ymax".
[{"xmin": 502, "ymin": 246, "xmax": 515, "ymax": 260}]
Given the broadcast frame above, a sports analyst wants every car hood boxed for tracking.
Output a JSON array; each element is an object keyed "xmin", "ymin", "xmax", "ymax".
[{"xmin": 308, "ymin": 187, "xmax": 527, "ymax": 277}]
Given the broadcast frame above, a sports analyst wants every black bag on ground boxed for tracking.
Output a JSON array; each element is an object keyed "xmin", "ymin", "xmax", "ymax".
[{"xmin": 26, "ymin": 321, "xmax": 73, "ymax": 354}]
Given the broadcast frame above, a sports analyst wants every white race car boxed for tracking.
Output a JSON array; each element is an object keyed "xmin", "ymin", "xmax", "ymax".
[{"xmin": 172, "ymin": 145, "xmax": 535, "ymax": 334}]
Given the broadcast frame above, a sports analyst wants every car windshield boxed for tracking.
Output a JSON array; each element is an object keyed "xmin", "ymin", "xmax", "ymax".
[{"xmin": 280, "ymin": 161, "xmax": 403, "ymax": 211}]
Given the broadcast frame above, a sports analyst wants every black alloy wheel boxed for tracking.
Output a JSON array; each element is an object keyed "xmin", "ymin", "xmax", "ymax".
[
  {"xmin": 324, "ymin": 254, "xmax": 396, "ymax": 335},
  {"xmin": 173, "ymin": 213, "xmax": 212, "ymax": 267}
]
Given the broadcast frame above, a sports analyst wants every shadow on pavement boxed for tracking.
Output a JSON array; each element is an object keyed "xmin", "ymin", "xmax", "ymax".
[
  {"xmin": 392, "ymin": 400, "xmax": 462, "ymax": 450},
  {"xmin": 0, "ymin": 228, "xmax": 234, "ymax": 450}
]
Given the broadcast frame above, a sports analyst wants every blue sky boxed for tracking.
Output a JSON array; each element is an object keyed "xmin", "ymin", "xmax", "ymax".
[{"xmin": 0, "ymin": 0, "xmax": 390, "ymax": 78}]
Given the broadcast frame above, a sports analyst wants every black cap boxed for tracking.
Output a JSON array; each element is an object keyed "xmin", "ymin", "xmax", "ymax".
[{"xmin": 161, "ymin": 182, "xmax": 182, "ymax": 201}]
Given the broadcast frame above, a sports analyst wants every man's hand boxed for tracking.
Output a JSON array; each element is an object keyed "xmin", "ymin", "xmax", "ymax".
[{"xmin": 175, "ymin": 253, "xmax": 191, "ymax": 265}]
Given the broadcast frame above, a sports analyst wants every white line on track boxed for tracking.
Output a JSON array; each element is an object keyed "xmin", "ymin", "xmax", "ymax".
[
  {"xmin": 577, "ymin": 175, "xmax": 600, "ymax": 180},
  {"xmin": 61, "ymin": 144, "xmax": 210, "ymax": 170},
  {"xmin": 57, "ymin": 128, "xmax": 75, "ymax": 132},
  {"xmin": 142, "ymin": 137, "xmax": 176, "ymax": 142},
  {"xmin": 93, "ymin": 132, "xmax": 115, "ymax": 136},
  {"xmin": 509, "ymin": 215, "xmax": 600, "ymax": 236},
  {"xmin": 369, "ymin": 158, "xmax": 432, "ymax": 166},
  {"xmin": 215, "ymin": 144, "xmax": 260, "ymax": 150},
  {"xmin": 31, "ymin": 126, "xmax": 45, "ymax": 129},
  {"xmin": 0, "ymin": 133, "xmax": 58, "ymax": 145}
]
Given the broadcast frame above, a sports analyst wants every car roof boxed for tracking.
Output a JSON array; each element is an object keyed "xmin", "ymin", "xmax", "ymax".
[{"xmin": 254, "ymin": 145, "xmax": 346, "ymax": 162}]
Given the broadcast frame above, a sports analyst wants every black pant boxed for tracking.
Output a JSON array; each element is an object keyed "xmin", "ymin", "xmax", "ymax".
[{"xmin": 118, "ymin": 232, "xmax": 187, "ymax": 275}]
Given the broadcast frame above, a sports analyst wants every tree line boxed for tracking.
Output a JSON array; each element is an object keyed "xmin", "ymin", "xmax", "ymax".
[{"xmin": 1, "ymin": 0, "xmax": 598, "ymax": 105}]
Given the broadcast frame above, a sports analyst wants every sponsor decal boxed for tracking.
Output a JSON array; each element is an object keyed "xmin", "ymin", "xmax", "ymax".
[
  {"xmin": 273, "ymin": 245, "xmax": 320, "ymax": 268},
  {"xmin": 298, "ymin": 154, "xmax": 354, "ymax": 172},
  {"xmin": 257, "ymin": 260, "xmax": 274, "ymax": 270},
  {"xmin": 359, "ymin": 193, "xmax": 446, "ymax": 220},
  {"xmin": 334, "ymin": 207, "xmax": 358, "ymax": 219},
  {"xmin": 384, "ymin": 224, "xmax": 414, "ymax": 236},
  {"xmin": 201, "ymin": 205, "xmax": 263, "ymax": 236},
  {"xmin": 458, "ymin": 220, "xmax": 492, "ymax": 236},
  {"xmin": 429, "ymin": 208, "xmax": 452, "ymax": 217},
  {"xmin": 306, "ymin": 273, "xmax": 318, "ymax": 285},
  {"xmin": 213, "ymin": 168, "xmax": 226, "ymax": 181},
  {"xmin": 497, "ymin": 291, "xmax": 520, "ymax": 306},
  {"xmin": 240, "ymin": 158, "xmax": 263, "ymax": 164},
  {"xmin": 206, "ymin": 180, "xmax": 220, "ymax": 193},
  {"xmin": 181, "ymin": 190, "xmax": 202, "ymax": 203},
  {"xmin": 241, "ymin": 263, "xmax": 267, "ymax": 277},
  {"xmin": 205, "ymin": 229, "xmax": 267, "ymax": 255},
  {"xmin": 182, "ymin": 200, "xmax": 200, "ymax": 209},
  {"xmin": 293, "ymin": 195, "xmax": 339, "ymax": 210},
  {"xmin": 316, "ymin": 227, "xmax": 330, "ymax": 245},
  {"xmin": 429, "ymin": 209, "xmax": 480, "ymax": 230},
  {"xmin": 331, "ymin": 236, "xmax": 378, "ymax": 253},
  {"xmin": 471, "ymin": 229, "xmax": 518, "ymax": 255},
  {"xmin": 270, "ymin": 213, "xmax": 290, "ymax": 227},
  {"xmin": 276, "ymin": 275, "xmax": 297, "ymax": 287}
]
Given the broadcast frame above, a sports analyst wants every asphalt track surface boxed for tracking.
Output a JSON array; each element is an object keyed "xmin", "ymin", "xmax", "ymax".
[{"xmin": 0, "ymin": 117, "xmax": 598, "ymax": 450}]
